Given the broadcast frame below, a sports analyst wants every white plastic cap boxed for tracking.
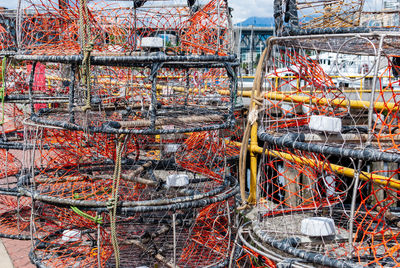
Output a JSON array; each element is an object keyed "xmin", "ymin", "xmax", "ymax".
[
  {"xmin": 62, "ymin": 229, "xmax": 82, "ymax": 242},
  {"xmin": 141, "ymin": 37, "xmax": 163, "ymax": 48},
  {"xmin": 301, "ymin": 217, "xmax": 336, "ymax": 237},
  {"xmin": 309, "ymin": 115, "xmax": 342, "ymax": 133},
  {"xmin": 166, "ymin": 174, "xmax": 189, "ymax": 187},
  {"xmin": 280, "ymin": 103, "xmax": 294, "ymax": 113},
  {"xmin": 164, "ymin": 144, "xmax": 180, "ymax": 153}
]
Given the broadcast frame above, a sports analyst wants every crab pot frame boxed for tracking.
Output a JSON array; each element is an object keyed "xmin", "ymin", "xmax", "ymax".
[
  {"xmin": 246, "ymin": 165, "xmax": 400, "ymax": 267},
  {"xmin": 19, "ymin": 0, "xmax": 232, "ymax": 56},
  {"xmin": 12, "ymin": 54, "xmax": 238, "ymax": 135},
  {"xmin": 0, "ymin": 147, "xmax": 32, "ymax": 240},
  {"xmin": 29, "ymin": 197, "xmax": 236, "ymax": 268},
  {"xmin": 21, "ymin": 123, "xmax": 238, "ymax": 208},
  {"xmin": 0, "ymin": 111, "xmax": 37, "ymax": 240},
  {"xmin": 22, "ymin": 117, "xmax": 239, "ymax": 266},
  {"xmin": 0, "ymin": 131, "xmax": 65, "ymax": 241},
  {"xmin": 0, "ymin": 0, "xmax": 242, "ymax": 266},
  {"xmin": 274, "ymin": 0, "xmax": 400, "ymax": 36},
  {"xmin": 239, "ymin": 29, "xmax": 400, "ymax": 267},
  {"xmin": 0, "ymin": 64, "xmax": 34, "ymax": 239},
  {"xmin": 260, "ymin": 33, "xmax": 400, "ymax": 158}
]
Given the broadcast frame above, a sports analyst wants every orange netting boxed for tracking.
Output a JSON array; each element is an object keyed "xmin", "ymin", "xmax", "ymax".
[
  {"xmin": 263, "ymin": 49, "xmax": 348, "ymax": 132},
  {"xmin": 0, "ymin": 195, "xmax": 31, "ymax": 239},
  {"xmin": 175, "ymin": 130, "xmax": 240, "ymax": 180},
  {"xmin": 0, "ymin": 149, "xmax": 21, "ymax": 179},
  {"xmin": 259, "ymin": 149, "xmax": 347, "ymax": 216}
]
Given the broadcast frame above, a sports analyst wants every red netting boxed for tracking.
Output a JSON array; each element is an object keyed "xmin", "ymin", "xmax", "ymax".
[
  {"xmin": 179, "ymin": 0, "xmax": 231, "ymax": 56},
  {"xmin": 0, "ymin": 149, "xmax": 21, "ymax": 178},
  {"xmin": 178, "ymin": 200, "xmax": 233, "ymax": 267},
  {"xmin": 259, "ymin": 149, "xmax": 347, "ymax": 215},
  {"xmin": 372, "ymin": 58, "xmax": 400, "ymax": 153},
  {"xmin": 235, "ymin": 245, "xmax": 276, "ymax": 268},
  {"xmin": 31, "ymin": 204, "xmax": 112, "ymax": 267},
  {"xmin": 350, "ymin": 167, "xmax": 400, "ymax": 267},
  {"xmin": 0, "ymin": 195, "xmax": 31, "ymax": 239},
  {"xmin": 176, "ymin": 129, "xmax": 240, "ymax": 180},
  {"xmin": 297, "ymin": 1, "xmax": 364, "ymax": 29}
]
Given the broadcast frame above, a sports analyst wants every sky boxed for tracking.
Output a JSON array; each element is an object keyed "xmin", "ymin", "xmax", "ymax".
[
  {"xmin": 229, "ymin": 0, "xmax": 273, "ymax": 23},
  {"xmin": 0, "ymin": 0, "xmax": 16, "ymax": 9}
]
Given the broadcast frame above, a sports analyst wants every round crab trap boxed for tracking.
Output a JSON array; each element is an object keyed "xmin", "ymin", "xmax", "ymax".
[
  {"xmin": 15, "ymin": 0, "xmax": 238, "ymax": 135},
  {"xmin": 29, "ymin": 196, "xmax": 237, "ymax": 267},
  {"xmin": 22, "ymin": 117, "xmax": 239, "ymax": 266},
  {"xmin": 175, "ymin": 128, "xmax": 241, "ymax": 181},
  {"xmin": 19, "ymin": 0, "xmax": 232, "ymax": 56},
  {"xmin": 21, "ymin": 124, "xmax": 238, "ymax": 207},
  {"xmin": 274, "ymin": 0, "xmax": 400, "ymax": 36},
  {"xmin": 0, "ymin": 148, "xmax": 33, "ymax": 240},
  {"xmin": 237, "ymin": 2, "xmax": 400, "ymax": 266},
  {"xmin": 240, "ymin": 163, "xmax": 400, "ymax": 267},
  {"xmin": 13, "ymin": 55, "xmax": 238, "ymax": 135}
]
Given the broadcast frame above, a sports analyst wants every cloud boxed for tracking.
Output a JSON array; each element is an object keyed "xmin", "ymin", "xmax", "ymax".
[
  {"xmin": 229, "ymin": 0, "xmax": 273, "ymax": 23},
  {"xmin": 0, "ymin": 0, "xmax": 17, "ymax": 9}
]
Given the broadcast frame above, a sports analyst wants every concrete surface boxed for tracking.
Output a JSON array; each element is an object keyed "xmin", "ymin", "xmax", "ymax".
[
  {"xmin": 0, "ymin": 238, "xmax": 13, "ymax": 268},
  {"xmin": 1, "ymin": 238, "xmax": 34, "ymax": 268}
]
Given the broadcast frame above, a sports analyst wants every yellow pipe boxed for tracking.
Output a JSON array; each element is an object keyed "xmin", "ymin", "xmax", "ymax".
[
  {"xmin": 249, "ymin": 144, "xmax": 400, "ymax": 191},
  {"xmin": 247, "ymin": 122, "xmax": 258, "ymax": 205},
  {"xmin": 234, "ymin": 89, "xmax": 400, "ymax": 95},
  {"xmin": 265, "ymin": 92, "xmax": 397, "ymax": 110},
  {"xmin": 221, "ymin": 91, "xmax": 397, "ymax": 111}
]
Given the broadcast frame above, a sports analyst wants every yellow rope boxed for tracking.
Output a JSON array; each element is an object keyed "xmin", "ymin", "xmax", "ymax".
[
  {"xmin": 238, "ymin": 39, "xmax": 272, "ymax": 208},
  {"xmin": 108, "ymin": 134, "xmax": 125, "ymax": 268}
]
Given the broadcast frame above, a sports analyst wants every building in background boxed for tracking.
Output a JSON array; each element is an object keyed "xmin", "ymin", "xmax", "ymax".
[
  {"xmin": 361, "ymin": 0, "xmax": 400, "ymax": 27},
  {"xmin": 233, "ymin": 17, "xmax": 273, "ymax": 75},
  {"xmin": 383, "ymin": 0, "xmax": 400, "ymax": 9}
]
